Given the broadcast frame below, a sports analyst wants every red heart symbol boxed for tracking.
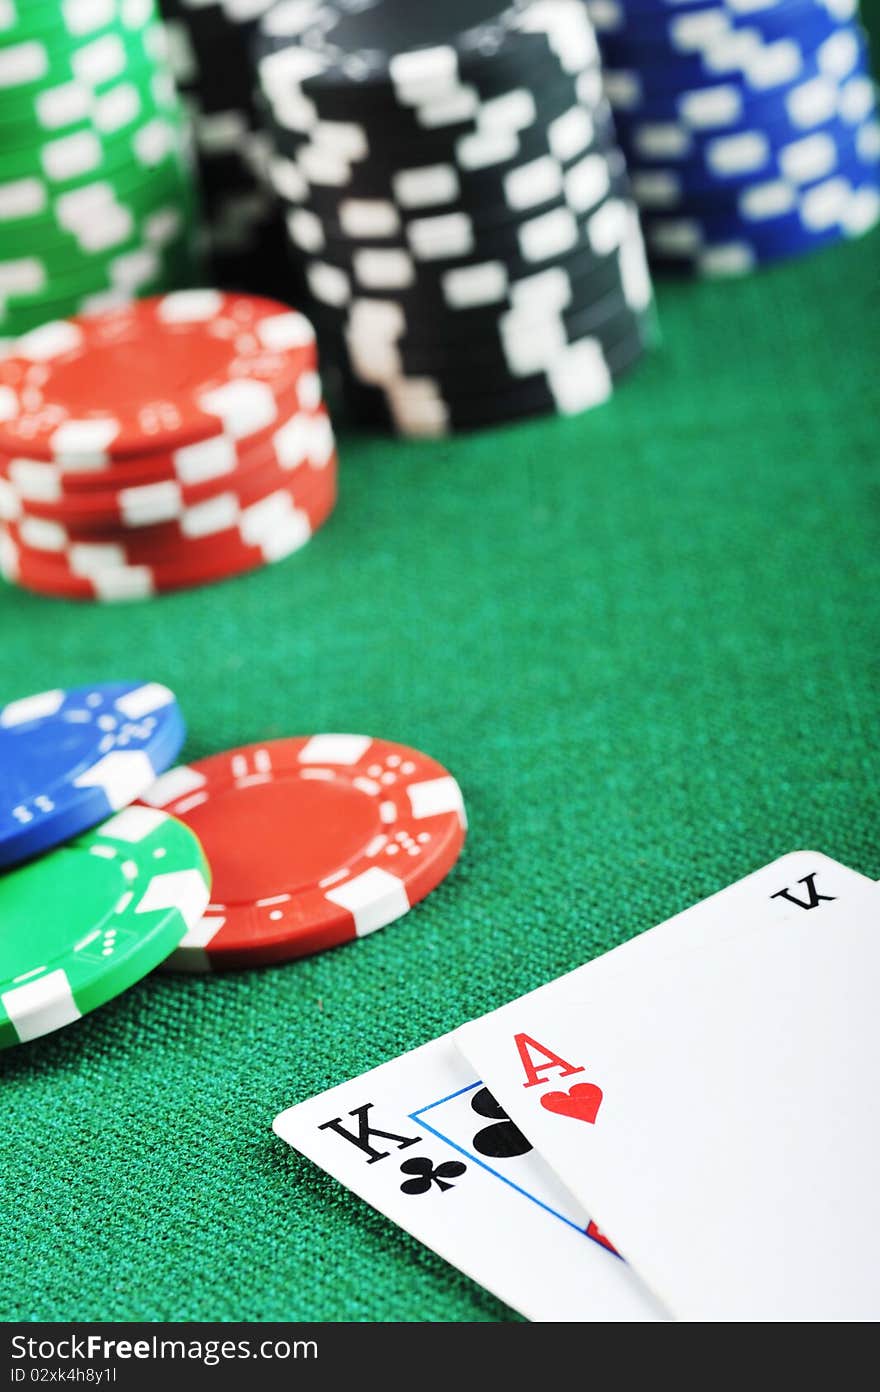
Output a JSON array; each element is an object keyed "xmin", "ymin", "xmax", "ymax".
[{"xmin": 540, "ymin": 1081, "xmax": 603, "ymax": 1125}]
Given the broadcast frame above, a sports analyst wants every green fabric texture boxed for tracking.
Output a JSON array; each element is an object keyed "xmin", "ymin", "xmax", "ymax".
[{"xmin": 2, "ymin": 78, "xmax": 879, "ymax": 1322}]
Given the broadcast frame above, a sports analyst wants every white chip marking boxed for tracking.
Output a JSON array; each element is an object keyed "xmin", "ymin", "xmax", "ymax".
[
  {"xmin": 1, "ymin": 689, "xmax": 64, "ymax": 727},
  {"xmin": 564, "ymin": 153, "xmax": 611, "ymax": 214},
  {"xmin": 323, "ymin": 866, "xmax": 410, "ymax": 938},
  {"xmin": 680, "ymin": 84, "xmax": 743, "ymax": 129},
  {"xmin": 634, "ymin": 124, "xmax": 692, "ymax": 160},
  {"xmin": 353, "ymin": 248, "xmax": 415, "ymax": 289},
  {"xmin": 299, "ymin": 734, "xmax": 372, "ymax": 766},
  {"xmin": 139, "ymin": 764, "xmax": 205, "ymax": 807},
  {"xmin": 42, "ymin": 130, "xmax": 102, "ymax": 181},
  {"xmin": 456, "ymin": 127, "xmax": 519, "ymax": 171},
  {"xmin": 551, "ymin": 103, "xmax": 590, "ymax": 160},
  {"xmin": 547, "ymin": 338, "xmax": 613, "ymax": 414},
  {"xmin": 407, "ymin": 212, "xmax": 473, "ymax": 261},
  {"xmin": 393, "ymin": 164, "xmax": 459, "ymax": 209},
  {"xmin": 135, "ymin": 868, "xmax": 209, "ymax": 930},
  {"xmin": 171, "ymin": 915, "xmax": 225, "ymax": 953},
  {"xmin": 17, "ymin": 319, "xmax": 83, "ymax": 361},
  {"xmin": 706, "ymin": 130, "xmax": 769, "ymax": 176},
  {"xmin": 258, "ymin": 310, "xmax": 315, "ymax": 352},
  {"xmin": 338, "ymin": 199, "xmax": 399, "ymax": 237},
  {"xmin": 172, "ymin": 433, "xmax": 238, "ymax": 486},
  {"xmin": 115, "ymin": 683, "xmax": 174, "ymax": 720},
  {"xmin": 442, "ymin": 261, "xmax": 508, "ymax": 308},
  {"xmin": 505, "ymin": 154, "xmax": 562, "ymax": 210},
  {"xmin": 779, "ymin": 133, "xmax": 837, "ymax": 185},
  {"xmin": 519, "ymin": 206, "xmax": 578, "ymax": 262},
  {"xmin": 1, "ymin": 970, "xmax": 80, "ymax": 1044},
  {"xmin": 197, "ymin": 379, "xmax": 279, "ymax": 438},
  {"xmin": 73, "ymin": 753, "xmax": 165, "ymax": 809},
  {"xmin": 739, "ymin": 179, "xmax": 797, "ymax": 220},
  {"xmin": 19, "ymin": 517, "xmax": 66, "ymax": 551},
  {"xmin": 37, "ymin": 81, "xmax": 91, "ymax": 129},
  {"xmin": 0, "ymin": 41, "xmax": 47, "ymax": 88},
  {"xmin": 0, "ymin": 178, "xmax": 46, "ymax": 220}
]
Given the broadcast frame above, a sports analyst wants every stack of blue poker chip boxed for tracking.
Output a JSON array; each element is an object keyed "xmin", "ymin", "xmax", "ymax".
[
  {"xmin": 0, "ymin": 681, "xmax": 185, "ymax": 867},
  {"xmin": 587, "ymin": 0, "xmax": 880, "ymax": 274}
]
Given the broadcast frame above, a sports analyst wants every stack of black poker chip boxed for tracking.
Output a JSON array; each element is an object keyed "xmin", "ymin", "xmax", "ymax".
[
  {"xmin": 159, "ymin": 0, "xmax": 289, "ymax": 292},
  {"xmin": 253, "ymin": 0, "xmax": 657, "ymax": 435}
]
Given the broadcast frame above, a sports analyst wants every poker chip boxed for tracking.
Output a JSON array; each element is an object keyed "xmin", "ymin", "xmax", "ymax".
[
  {"xmin": 0, "ymin": 805, "xmax": 211, "ymax": 1048},
  {"xmin": 0, "ymin": 461, "xmax": 337, "ymax": 600},
  {"xmin": 0, "ymin": 356, "xmax": 328, "ymax": 483},
  {"xmin": 0, "ymin": 680, "xmax": 185, "ymax": 867},
  {"xmin": 340, "ymin": 321, "xmax": 647, "ymax": 435},
  {"xmin": 252, "ymin": 0, "xmax": 656, "ymax": 435},
  {"xmin": 0, "ymin": 403, "xmax": 334, "ymax": 524},
  {"xmin": 1, "ymin": 445, "xmax": 332, "ymax": 553},
  {"xmin": 137, "ymin": 735, "xmax": 468, "ymax": 969},
  {"xmin": 0, "ymin": 290, "xmax": 318, "ymax": 462},
  {"xmin": 0, "ymin": 0, "xmax": 201, "ymax": 336},
  {"xmin": 5, "ymin": 445, "xmax": 334, "ymax": 556},
  {"xmin": 585, "ymin": 0, "xmax": 880, "ymax": 274}
]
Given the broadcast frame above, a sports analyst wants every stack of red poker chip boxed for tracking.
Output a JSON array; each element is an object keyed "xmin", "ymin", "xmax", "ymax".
[{"xmin": 0, "ymin": 289, "xmax": 337, "ymax": 601}]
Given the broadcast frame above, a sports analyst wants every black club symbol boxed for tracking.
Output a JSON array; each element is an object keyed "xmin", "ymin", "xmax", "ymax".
[
  {"xmin": 399, "ymin": 1157, "xmax": 467, "ymax": 1195},
  {"xmin": 470, "ymin": 1086, "xmax": 533, "ymax": 1159}
]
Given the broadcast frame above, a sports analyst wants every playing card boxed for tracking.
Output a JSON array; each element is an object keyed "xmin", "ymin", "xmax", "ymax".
[
  {"xmin": 273, "ymin": 1032, "xmax": 668, "ymax": 1322},
  {"xmin": 455, "ymin": 851, "xmax": 880, "ymax": 1321}
]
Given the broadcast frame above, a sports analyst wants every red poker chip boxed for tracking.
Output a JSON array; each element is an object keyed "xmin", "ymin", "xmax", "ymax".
[
  {"xmin": 0, "ymin": 371, "xmax": 327, "ymax": 496},
  {"xmin": 0, "ymin": 407, "xmax": 335, "ymax": 531},
  {"xmin": 0, "ymin": 291, "xmax": 318, "ymax": 464},
  {"xmin": 4, "ymin": 453, "xmax": 335, "ymax": 571},
  {"xmin": 0, "ymin": 468, "xmax": 337, "ymax": 601},
  {"xmin": 0, "ymin": 436, "xmax": 309, "ymax": 532},
  {"xmin": 136, "ymin": 736, "xmax": 468, "ymax": 969}
]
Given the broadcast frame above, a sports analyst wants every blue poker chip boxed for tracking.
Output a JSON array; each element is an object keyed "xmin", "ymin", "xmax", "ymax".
[
  {"xmin": 602, "ymin": 10, "xmax": 858, "ymax": 100},
  {"xmin": 608, "ymin": 34, "xmax": 868, "ymax": 133},
  {"xmin": 588, "ymin": 0, "xmax": 854, "ymax": 41},
  {"xmin": 630, "ymin": 113, "xmax": 879, "ymax": 205},
  {"xmin": 0, "ymin": 682, "xmax": 186, "ymax": 867},
  {"xmin": 618, "ymin": 69, "xmax": 874, "ymax": 180},
  {"xmin": 642, "ymin": 166, "xmax": 880, "ymax": 272}
]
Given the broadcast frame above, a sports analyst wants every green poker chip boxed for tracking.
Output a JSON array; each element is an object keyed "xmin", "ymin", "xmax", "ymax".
[
  {"xmin": 0, "ymin": 139, "xmax": 198, "ymax": 257},
  {"xmin": 0, "ymin": 805, "xmax": 211, "ymax": 1048},
  {"xmin": 0, "ymin": 206, "xmax": 197, "ymax": 305},
  {"xmin": 0, "ymin": 244, "xmax": 200, "ymax": 338},
  {"xmin": 0, "ymin": 0, "xmax": 157, "ymax": 45},
  {"xmin": 0, "ymin": 14, "xmax": 166, "ymax": 115},
  {"xmin": 0, "ymin": 163, "xmax": 201, "ymax": 339},
  {"xmin": 0, "ymin": 35, "xmax": 174, "ymax": 141},
  {"xmin": 0, "ymin": 109, "xmax": 189, "ymax": 185},
  {"xmin": 0, "ymin": 0, "xmax": 151, "ymax": 45},
  {"xmin": 0, "ymin": 62, "xmax": 182, "ymax": 156}
]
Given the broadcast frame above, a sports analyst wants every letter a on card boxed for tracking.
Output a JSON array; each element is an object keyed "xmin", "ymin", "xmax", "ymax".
[{"xmin": 514, "ymin": 1033, "xmax": 585, "ymax": 1088}]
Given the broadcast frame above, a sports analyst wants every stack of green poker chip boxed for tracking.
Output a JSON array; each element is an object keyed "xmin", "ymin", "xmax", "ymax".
[{"xmin": 0, "ymin": 0, "xmax": 203, "ymax": 342}]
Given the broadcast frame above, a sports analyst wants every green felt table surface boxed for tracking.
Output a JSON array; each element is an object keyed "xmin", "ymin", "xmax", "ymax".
[{"xmin": 2, "ymin": 58, "xmax": 880, "ymax": 1324}]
